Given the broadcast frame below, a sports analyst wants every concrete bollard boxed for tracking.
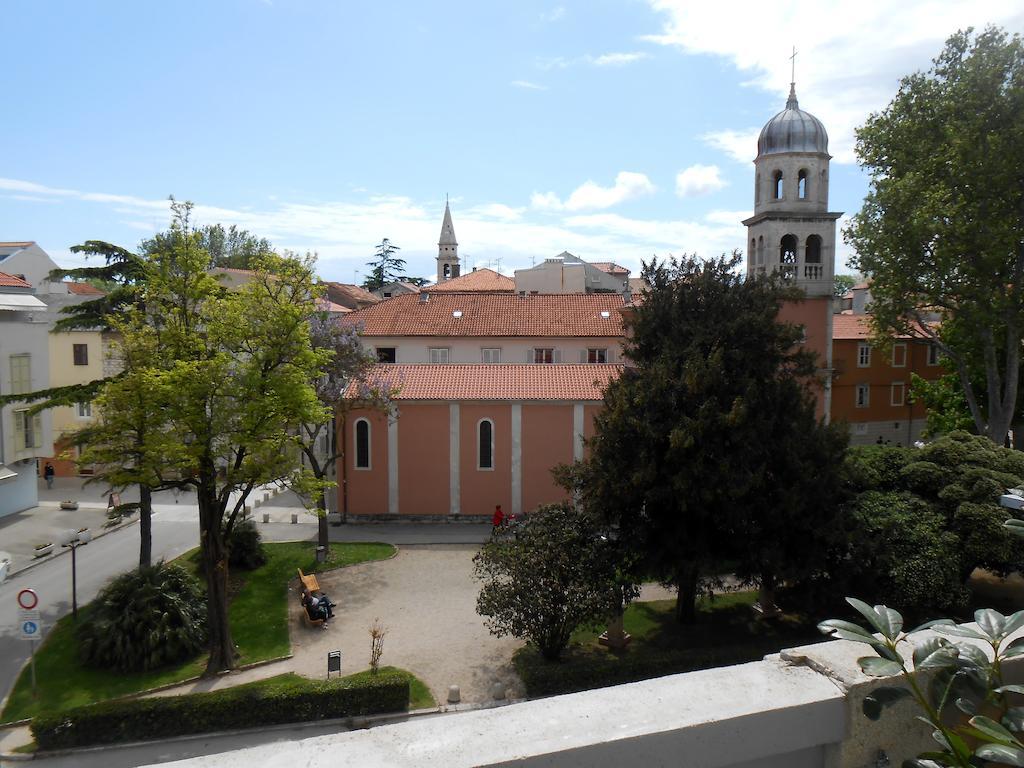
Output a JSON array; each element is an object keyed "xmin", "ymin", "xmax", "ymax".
[
  {"xmin": 447, "ymin": 685, "xmax": 461, "ymax": 704},
  {"xmin": 490, "ymin": 682, "xmax": 506, "ymax": 701},
  {"xmin": 290, "ymin": 513, "xmax": 298, "ymax": 524},
  {"xmin": 254, "ymin": 498, "xmax": 262, "ymax": 508},
  {"xmin": 262, "ymin": 512, "xmax": 270, "ymax": 524}
]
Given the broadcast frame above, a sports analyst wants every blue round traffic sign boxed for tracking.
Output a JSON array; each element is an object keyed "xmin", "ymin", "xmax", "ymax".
[{"xmin": 22, "ymin": 620, "xmax": 38, "ymax": 635}]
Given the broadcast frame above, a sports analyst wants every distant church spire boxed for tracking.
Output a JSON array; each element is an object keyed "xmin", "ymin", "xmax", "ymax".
[
  {"xmin": 787, "ymin": 46, "xmax": 799, "ymax": 109},
  {"xmin": 437, "ymin": 200, "xmax": 460, "ymax": 283}
]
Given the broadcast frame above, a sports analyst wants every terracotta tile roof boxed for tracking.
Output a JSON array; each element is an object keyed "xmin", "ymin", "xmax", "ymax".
[
  {"xmin": 325, "ymin": 282, "xmax": 380, "ymax": 305},
  {"xmin": 591, "ymin": 262, "xmax": 630, "ymax": 276},
  {"xmin": 64, "ymin": 281, "xmax": 105, "ymax": 296},
  {"xmin": 0, "ymin": 271, "xmax": 31, "ymax": 288},
  {"xmin": 347, "ymin": 363, "xmax": 622, "ymax": 401},
  {"xmin": 425, "ymin": 268, "xmax": 515, "ymax": 293},
  {"xmin": 344, "ymin": 292, "xmax": 628, "ymax": 338},
  {"xmin": 833, "ymin": 314, "xmax": 926, "ymax": 340}
]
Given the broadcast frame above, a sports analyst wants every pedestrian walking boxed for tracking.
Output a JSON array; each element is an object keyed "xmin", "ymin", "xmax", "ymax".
[
  {"xmin": 492, "ymin": 504, "xmax": 504, "ymax": 528},
  {"xmin": 43, "ymin": 462, "xmax": 55, "ymax": 490}
]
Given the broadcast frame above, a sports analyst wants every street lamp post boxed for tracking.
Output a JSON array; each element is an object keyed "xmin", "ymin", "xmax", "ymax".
[{"xmin": 59, "ymin": 528, "xmax": 91, "ymax": 620}]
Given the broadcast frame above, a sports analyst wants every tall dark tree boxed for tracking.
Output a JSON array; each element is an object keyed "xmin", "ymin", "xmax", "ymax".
[
  {"xmin": 362, "ymin": 239, "xmax": 406, "ymax": 291},
  {"xmin": 561, "ymin": 254, "xmax": 847, "ymax": 623},
  {"xmin": 846, "ymin": 27, "xmax": 1024, "ymax": 444}
]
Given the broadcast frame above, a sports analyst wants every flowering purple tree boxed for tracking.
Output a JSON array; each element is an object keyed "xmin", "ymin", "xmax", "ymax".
[{"xmin": 301, "ymin": 305, "xmax": 396, "ymax": 550}]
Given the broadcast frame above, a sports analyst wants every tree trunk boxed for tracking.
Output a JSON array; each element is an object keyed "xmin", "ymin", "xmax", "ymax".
[
  {"xmin": 675, "ymin": 562, "xmax": 700, "ymax": 624},
  {"xmin": 317, "ymin": 491, "xmax": 329, "ymax": 553},
  {"xmin": 198, "ymin": 480, "xmax": 236, "ymax": 676},
  {"xmin": 138, "ymin": 483, "xmax": 152, "ymax": 569}
]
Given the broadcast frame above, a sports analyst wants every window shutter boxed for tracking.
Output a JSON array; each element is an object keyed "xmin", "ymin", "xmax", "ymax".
[
  {"xmin": 32, "ymin": 413, "xmax": 43, "ymax": 448},
  {"xmin": 14, "ymin": 411, "xmax": 25, "ymax": 451},
  {"xmin": 553, "ymin": 349, "xmax": 562, "ymax": 363},
  {"xmin": 579, "ymin": 349, "xmax": 587, "ymax": 363},
  {"xmin": 528, "ymin": 350, "xmax": 534, "ymax": 363}
]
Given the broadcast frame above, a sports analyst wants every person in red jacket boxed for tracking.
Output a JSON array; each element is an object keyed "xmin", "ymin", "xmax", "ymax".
[{"xmin": 492, "ymin": 504, "xmax": 504, "ymax": 528}]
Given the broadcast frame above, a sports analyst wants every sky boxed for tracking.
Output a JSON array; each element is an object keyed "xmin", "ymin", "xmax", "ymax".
[{"xmin": 3, "ymin": 1, "xmax": 1023, "ymax": 285}]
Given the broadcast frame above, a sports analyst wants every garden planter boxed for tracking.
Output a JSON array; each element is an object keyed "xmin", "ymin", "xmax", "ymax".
[
  {"xmin": 34, "ymin": 543, "xmax": 54, "ymax": 557},
  {"xmin": 60, "ymin": 501, "xmax": 78, "ymax": 510}
]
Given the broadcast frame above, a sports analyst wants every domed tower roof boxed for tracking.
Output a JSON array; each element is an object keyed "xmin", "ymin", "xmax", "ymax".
[{"xmin": 756, "ymin": 84, "xmax": 829, "ymax": 157}]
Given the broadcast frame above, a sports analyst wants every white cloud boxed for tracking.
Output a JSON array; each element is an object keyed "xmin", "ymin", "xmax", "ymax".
[
  {"xmin": 540, "ymin": 6, "xmax": 565, "ymax": 22},
  {"xmin": 675, "ymin": 164, "xmax": 727, "ymax": 197},
  {"xmin": 533, "ymin": 171, "xmax": 656, "ymax": 212},
  {"xmin": 699, "ymin": 128, "xmax": 761, "ymax": 164},
  {"xmin": 3, "ymin": 174, "xmax": 748, "ymax": 282},
  {"xmin": 645, "ymin": 0, "xmax": 1024, "ymax": 163},
  {"xmin": 511, "ymin": 79, "xmax": 547, "ymax": 90},
  {"xmin": 589, "ymin": 51, "xmax": 650, "ymax": 67}
]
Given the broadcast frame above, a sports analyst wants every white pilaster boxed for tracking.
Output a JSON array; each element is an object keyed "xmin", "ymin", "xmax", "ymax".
[
  {"xmin": 449, "ymin": 403, "xmax": 460, "ymax": 516},
  {"xmin": 573, "ymin": 403, "xmax": 585, "ymax": 461},
  {"xmin": 388, "ymin": 415, "xmax": 399, "ymax": 515},
  {"xmin": 511, "ymin": 404, "xmax": 522, "ymax": 516}
]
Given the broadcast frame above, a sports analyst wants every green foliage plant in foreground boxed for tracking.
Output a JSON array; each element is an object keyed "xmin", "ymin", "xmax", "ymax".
[
  {"xmin": 820, "ymin": 598, "xmax": 1024, "ymax": 767},
  {"xmin": 31, "ymin": 671, "xmax": 410, "ymax": 750}
]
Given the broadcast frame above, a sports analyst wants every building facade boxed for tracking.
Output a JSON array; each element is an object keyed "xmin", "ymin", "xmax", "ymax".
[{"xmin": 0, "ymin": 272, "xmax": 52, "ymax": 518}]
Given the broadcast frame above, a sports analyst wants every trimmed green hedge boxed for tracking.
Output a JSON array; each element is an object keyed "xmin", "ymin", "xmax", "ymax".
[
  {"xmin": 32, "ymin": 671, "xmax": 410, "ymax": 750},
  {"xmin": 515, "ymin": 646, "xmax": 776, "ymax": 698}
]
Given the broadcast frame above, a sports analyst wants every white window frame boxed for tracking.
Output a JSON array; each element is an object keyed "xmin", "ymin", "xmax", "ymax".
[
  {"xmin": 927, "ymin": 344, "xmax": 940, "ymax": 366},
  {"xmin": 854, "ymin": 423, "xmax": 869, "ymax": 436},
  {"xmin": 891, "ymin": 343, "xmax": 907, "ymax": 368},
  {"xmin": 855, "ymin": 384, "xmax": 870, "ymax": 408},
  {"xmin": 587, "ymin": 348, "xmax": 608, "ymax": 364},
  {"xmin": 13, "ymin": 408, "xmax": 42, "ymax": 451},
  {"xmin": 477, "ymin": 418, "xmax": 495, "ymax": 471},
  {"xmin": 354, "ymin": 418, "xmax": 371, "ymax": 470},
  {"xmin": 891, "ymin": 382, "xmax": 905, "ymax": 407},
  {"xmin": 533, "ymin": 348, "xmax": 555, "ymax": 364},
  {"xmin": 76, "ymin": 401, "xmax": 92, "ymax": 419},
  {"xmin": 857, "ymin": 343, "xmax": 871, "ymax": 368},
  {"xmin": 429, "ymin": 347, "xmax": 450, "ymax": 364},
  {"xmin": 481, "ymin": 348, "xmax": 501, "ymax": 363}
]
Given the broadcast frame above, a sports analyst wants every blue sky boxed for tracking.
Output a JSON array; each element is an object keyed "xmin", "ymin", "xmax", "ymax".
[{"xmin": 3, "ymin": 1, "xmax": 1023, "ymax": 284}]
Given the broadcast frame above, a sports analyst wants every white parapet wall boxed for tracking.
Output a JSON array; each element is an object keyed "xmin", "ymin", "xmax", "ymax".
[{"xmin": 150, "ymin": 633, "xmax": 1024, "ymax": 768}]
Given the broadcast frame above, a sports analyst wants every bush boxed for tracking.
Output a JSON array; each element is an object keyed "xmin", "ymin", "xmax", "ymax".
[
  {"xmin": 845, "ymin": 491, "xmax": 967, "ymax": 617},
  {"xmin": 76, "ymin": 562, "xmax": 206, "ymax": 673},
  {"xmin": 843, "ymin": 445, "xmax": 912, "ymax": 492},
  {"xmin": 31, "ymin": 671, "xmax": 410, "ymax": 750},
  {"xmin": 228, "ymin": 519, "xmax": 266, "ymax": 570}
]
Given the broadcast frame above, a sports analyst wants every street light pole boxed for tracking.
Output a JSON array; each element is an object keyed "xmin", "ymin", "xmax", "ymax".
[{"xmin": 60, "ymin": 528, "xmax": 91, "ymax": 621}]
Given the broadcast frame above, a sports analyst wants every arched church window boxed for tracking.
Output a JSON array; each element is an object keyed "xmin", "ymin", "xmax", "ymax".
[
  {"xmin": 750, "ymin": 239, "xmax": 757, "ymax": 266},
  {"xmin": 772, "ymin": 170, "xmax": 783, "ymax": 200},
  {"xmin": 478, "ymin": 419, "xmax": 494, "ymax": 470},
  {"xmin": 780, "ymin": 235, "xmax": 797, "ymax": 280},
  {"xmin": 443, "ymin": 264, "xmax": 452, "ymax": 278},
  {"xmin": 757, "ymin": 236, "xmax": 764, "ymax": 270},
  {"xmin": 755, "ymin": 174, "xmax": 761, "ymax": 203},
  {"xmin": 805, "ymin": 235, "xmax": 822, "ymax": 263},
  {"xmin": 355, "ymin": 419, "xmax": 371, "ymax": 469},
  {"xmin": 798, "ymin": 170, "xmax": 808, "ymax": 199}
]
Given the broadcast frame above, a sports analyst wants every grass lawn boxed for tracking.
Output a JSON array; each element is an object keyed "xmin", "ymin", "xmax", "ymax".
[
  {"xmin": 1, "ymin": 541, "xmax": 395, "ymax": 723},
  {"xmin": 516, "ymin": 591, "xmax": 824, "ymax": 697}
]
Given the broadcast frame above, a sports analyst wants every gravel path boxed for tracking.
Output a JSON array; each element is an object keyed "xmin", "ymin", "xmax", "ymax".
[{"xmin": 289, "ymin": 545, "xmax": 526, "ymax": 705}]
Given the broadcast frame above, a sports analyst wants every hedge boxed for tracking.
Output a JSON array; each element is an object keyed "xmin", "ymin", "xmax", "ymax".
[
  {"xmin": 31, "ymin": 671, "xmax": 410, "ymax": 750},
  {"xmin": 514, "ymin": 645, "xmax": 776, "ymax": 698}
]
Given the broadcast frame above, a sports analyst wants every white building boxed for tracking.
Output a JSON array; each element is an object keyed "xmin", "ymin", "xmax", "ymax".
[{"xmin": 0, "ymin": 272, "xmax": 52, "ymax": 518}]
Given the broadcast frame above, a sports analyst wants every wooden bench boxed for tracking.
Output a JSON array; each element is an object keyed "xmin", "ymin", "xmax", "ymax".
[
  {"xmin": 301, "ymin": 601, "xmax": 325, "ymax": 629},
  {"xmin": 297, "ymin": 568, "xmax": 320, "ymax": 593}
]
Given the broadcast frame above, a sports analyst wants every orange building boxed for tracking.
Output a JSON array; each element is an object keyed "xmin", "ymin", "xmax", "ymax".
[
  {"xmin": 339, "ymin": 364, "xmax": 619, "ymax": 520},
  {"xmin": 831, "ymin": 314, "xmax": 943, "ymax": 446}
]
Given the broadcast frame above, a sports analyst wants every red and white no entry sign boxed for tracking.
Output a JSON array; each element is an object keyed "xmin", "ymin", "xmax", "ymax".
[{"xmin": 17, "ymin": 588, "xmax": 38, "ymax": 610}]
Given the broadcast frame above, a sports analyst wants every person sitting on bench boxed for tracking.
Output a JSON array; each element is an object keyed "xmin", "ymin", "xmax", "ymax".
[{"xmin": 301, "ymin": 588, "xmax": 330, "ymax": 624}]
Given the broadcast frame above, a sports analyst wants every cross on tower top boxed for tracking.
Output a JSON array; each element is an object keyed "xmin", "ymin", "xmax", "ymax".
[{"xmin": 790, "ymin": 45, "xmax": 797, "ymax": 85}]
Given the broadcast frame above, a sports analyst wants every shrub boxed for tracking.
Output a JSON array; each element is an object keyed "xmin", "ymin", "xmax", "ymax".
[
  {"xmin": 843, "ymin": 445, "xmax": 912, "ymax": 492},
  {"xmin": 76, "ymin": 562, "xmax": 206, "ymax": 673},
  {"xmin": 31, "ymin": 672, "xmax": 410, "ymax": 750},
  {"xmin": 845, "ymin": 491, "xmax": 967, "ymax": 618},
  {"xmin": 227, "ymin": 519, "xmax": 266, "ymax": 570},
  {"xmin": 474, "ymin": 503, "xmax": 637, "ymax": 661}
]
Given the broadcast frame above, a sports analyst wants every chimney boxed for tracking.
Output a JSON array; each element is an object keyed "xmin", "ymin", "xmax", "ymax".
[{"xmin": 419, "ymin": 292, "xmax": 430, "ymax": 304}]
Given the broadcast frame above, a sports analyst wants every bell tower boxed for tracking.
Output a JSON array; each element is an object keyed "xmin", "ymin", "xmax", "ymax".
[
  {"xmin": 436, "ymin": 200, "xmax": 460, "ymax": 283},
  {"xmin": 743, "ymin": 78, "xmax": 841, "ymax": 420}
]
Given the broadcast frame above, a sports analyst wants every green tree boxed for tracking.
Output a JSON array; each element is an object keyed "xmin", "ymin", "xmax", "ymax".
[
  {"xmin": 562, "ymin": 254, "xmax": 846, "ymax": 623},
  {"xmin": 845, "ymin": 27, "xmax": 1024, "ymax": 444},
  {"xmin": 473, "ymin": 503, "xmax": 636, "ymax": 661},
  {"xmin": 833, "ymin": 274, "xmax": 857, "ymax": 299},
  {"xmin": 362, "ymin": 239, "xmax": 405, "ymax": 291},
  {"xmin": 139, "ymin": 221, "xmax": 275, "ymax": 271},
  {"xmin": 92, "ymin": 201, "xmax": 328, "ymax": 674}
]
